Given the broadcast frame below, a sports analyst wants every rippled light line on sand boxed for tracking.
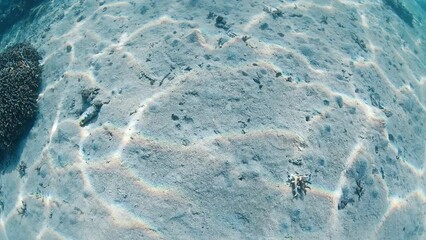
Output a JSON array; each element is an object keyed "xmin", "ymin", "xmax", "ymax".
[
  {"xmin": 107, "ymin": 202, "xmax": 162, "ymax": 239},
  {"xmin": 0, "ymin": 220, "xmax": 8, "ymax": 240},
  {"xmin": 36, "ymin": 226, "xmax": 66, "ymax": 240},
  {"xmin": 48, "ymin": 100, "xmax": 62, "ymax": 144},
  {"xmin": 112, "ymin": 103, "xmax": 145, "ymax": 159},
  {"xmin": 329, "ymin": 141, "xmax": 364, "ymax": 230},
  {"xmin": 186, "ymin": 29, "xmax": 214, "ymax": 50},
  {"xmin": 113, "ymin": 78, "xmax": 186, "ymax": 158},
  {"xmin": 373, "ymin": 191, "xmax": 426, "ymax": 238},
  {"xmin": 65, "ymin": 156, "xmax": 163, "ymax": 238},
  {"xmin": 124, "ymin": 16, "xmax": 178, "ymax": 45},
  {"xmin": 243, "ymin": 12, "xmax": 267, "ymax": 32},
  {"xmin": 195, "ymin": 128, "xmax": 305, "ymax": 149},
  {"xmin": 400, "ymin": 159, "xmax": 425, "ymax": 176},
  {"xmin": 37, "ymin": 78, "xmax": 62, "ymax": 101}
]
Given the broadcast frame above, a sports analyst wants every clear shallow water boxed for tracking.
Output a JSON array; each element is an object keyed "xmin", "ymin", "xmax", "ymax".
[{"xmin": 0, "ymin": 1, "xmax": 425, "ymax": 239}]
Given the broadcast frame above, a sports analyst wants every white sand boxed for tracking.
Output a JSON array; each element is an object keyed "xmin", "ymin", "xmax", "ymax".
[{"xmin": 0, "ymin": 0, "xmax": 425, "ymax": 239}]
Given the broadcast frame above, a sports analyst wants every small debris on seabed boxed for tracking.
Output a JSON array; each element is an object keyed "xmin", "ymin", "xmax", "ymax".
[
  {"xmin": 352, "ymin": 33, "xmax": 368, "ymax": 52},
  {"xmin": 354, "ymin": 179, "xmax": 365, "ymax": 200},
  {"xmin": 79, "ymin": 87, "xmax": 106, "ymax": 126},
  {"xmin": 79, "ymin": 100, "xmax": 103, "ymax": 126},
  {"xmin": 17, "ymin": 200, "xmax": 27, "ymax": 217},
  {"xmin": 287, "ymin": 173, "xmax": 311, "ymax": 199},
  {"xmin": 18, "ymin": 161, "xmax": 27, "ymax": 178},
  {"xmin": 289, "ymin": 158, "xmax": 303, "ymax": 166},
  {"xmin": 263, "ymin": 6, "xmax": 284, "ymax": 19},
  {"xmin": 214, "ymin": 15, "xmax": 230, "ymax": 30}
]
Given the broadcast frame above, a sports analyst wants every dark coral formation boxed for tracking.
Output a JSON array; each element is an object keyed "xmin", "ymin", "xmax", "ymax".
[
  {"xmin": 0, "ymin": 43, "xmax": 42, "ymax": 153},
  {"xmin": 287, "ymin": 173, "xmax": 312, "ymax": 199}
]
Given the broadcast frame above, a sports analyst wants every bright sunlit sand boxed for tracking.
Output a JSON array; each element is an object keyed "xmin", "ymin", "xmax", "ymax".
[{"xmin": 0, "ymin": 0, "xmax": 424, "ymax": 239}]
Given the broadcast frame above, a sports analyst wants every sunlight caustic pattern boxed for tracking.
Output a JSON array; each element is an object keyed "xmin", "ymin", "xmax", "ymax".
[{"xmin": 0, "ymin": 0, "xmax": 424, "ymax": 239}]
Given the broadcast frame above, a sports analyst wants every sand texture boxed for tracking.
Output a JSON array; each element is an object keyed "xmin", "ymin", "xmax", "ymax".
[{"xmin": 0, "ymin": 0, "xmax": 425, "ymax": 239}]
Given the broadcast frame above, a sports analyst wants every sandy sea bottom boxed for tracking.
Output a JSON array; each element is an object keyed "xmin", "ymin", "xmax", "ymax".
[{"xmin": 0, "ymin": 0, "xmax": 425, "ymax": 239}]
